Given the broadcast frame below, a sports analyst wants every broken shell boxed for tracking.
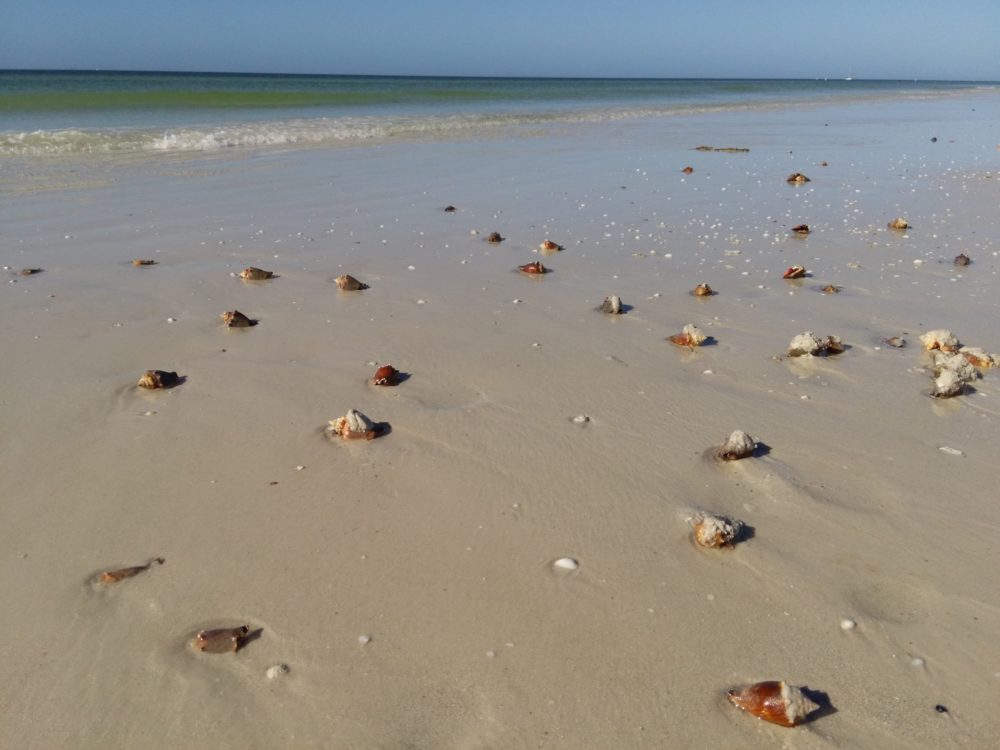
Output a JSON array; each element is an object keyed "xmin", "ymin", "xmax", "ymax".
[
  {"xmin": 98, "ymin": 557, "xmax": 165, "ymax": 584},
  {"xmin": 786, "ymin": 173, "xmax": 810, "ymax": 184},
  {"xmin": 221, "ymin": 310, "xmax": 256, "ymax": 328},
  {"xmin": 920, "ymin": 329, "xmax": 960, "ymax": 353},
  {"xmin": 600, "ymin": 295, "xmax": 623, "ymax": 314},
  {"xmin": 717, "ymin": 430, "xmax": 756, "ymax": 461},
  {"xmin": 132, "ymin": 259, "xmax": 157, "ymax": 266},
  {"xmin": 137, "ymin": 370, "xmax": 181, "ymax": 389},
  {"xmin": 334, "ymin": 274, "xmax": 369, "ymax": 291},
  {"xmin": 954, "ymin": 253, "xmax": 971, "ymax": 266},
  {"xmin": 518, "ymin": 261, "xmax": 548, "ymax": 274},
  {"xmin": 887, "ymin": 217, "xmax": 910, "ymax": 230},
  {"xmin": 486, "ymin": 232, "xmax": 504, "ymax": 243},
  {"xmin": 884, "ymin": 336, "xmax": 906, "ymax": 348},
  {"xmin": 959, "ymin": 346, "xmax": 1000, "ymax": 369},
  {"xmin": 194, "ymin": 625, "xmax": 250, "ymax": 654},
  {"xmin": 691, "ymin": 512, "xmax": 744, "ymax": 549},
  {"xmin": 668, "ymin": 324, "xmax": 708, "ymax": 348},
  {"xmin": 693, "ymin": 283, "xmax": 714, "ymax": 297},
  {"xmin": 19, "ymin": 268, "xmax": 43, "ymax": 276},
  {"xmin": 681, "ymin": 166, "xmax": 694, "ymax": 174},
  {"xmin": 239, "ymin": 267, "xmax": 274, "ymax": 281},
  {"xmin": 782, "ymin": 265, "xmax": 807, "ymax": 279},
  {"xmin": 326, "ymin": 409, "xmax": 381, "ymax": 441},
  {"xmin": 726, "ymin": 681, "xmax": 819, "ymax": 727},
  {"xmin": 539, "ymin": 239, "xmax": 563, "ymax": 253},
  {"xmin": 371, "ymin": 364, "xmax": 400, "ymax": 386},
  {"xmin": 791, "ymin": 224, "xmax": 810, "ymax": 235},
  {"xmin": 820, "ymin": 284, "xmax": 841, "ymax": 294}
]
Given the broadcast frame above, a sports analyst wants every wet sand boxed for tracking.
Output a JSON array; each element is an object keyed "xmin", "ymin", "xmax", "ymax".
[{"xmin": 2, "ymin": 94, "xmax": 999, "ymax": 749}]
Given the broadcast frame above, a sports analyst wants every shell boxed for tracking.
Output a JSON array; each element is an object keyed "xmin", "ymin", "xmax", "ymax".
[
  {"xmin": 132, "ymin": 259, "xmax": 157, "ymax": 266},
  {"xmin": 239, "ymin": 267, "xmax": 274, "ymax": 281},
  {"xmin": 959, "ymin": 347, "xmax": 1000, "ymax": 369},
  {"xmin": 691, "ymin": 512, "xmax": 744, "ymax": 549},
  {"xmin": 717, "ymin": 430, "xmax": 756, "ymax": 461},
  {"xmin": 194, "ymin": 625, "xmax": 250, "ymax": 654},
  {"xmin": 668, "ymin": 324, "xmax": 707, "ymax": 348},
  {"xmin": 221, "ymin": 310, "xmax": 256, "ymax": 328},
  {"xmin": 931, "ymin": 368, "xmax": 966, "ymax": 398},
  {"xmin": 334, "ymin": 274, "xmax": 369, "ymax": 291},
  {"xmin": 443, "ymin": 205, "xmax": 457, "ymax": 212},
  {"xmin": 518, "ymin": 261, "xmax": 548, "ymax": 275},
  {"xmin": 539, "ymin": 239, "xmax": 563, "ymax": 253},
  {"xmin": 726, "ymin": 681, "xmax": 819, "ymax": 727},
  {"xmin": 884, "ymin": 336, "xmax": 906, "ymax": 348},
  {"xmin": 20, "ymin": 268, "xmax": 43, "ymax": 276},
  {"xmin": 600, "ymin": 295, "xmax": 623, "ymax": 314},
  {"xmin": 371, "ymin": 364, "xmax": 400, "ymax": 386},
  {"xmin": 820, "ymin": 284, "xmax": 841, "ymax": 294},
  {"xmin": 791, "ymin": 224, "xmax": 810, "ymax": 235},
  {"xmin": 782, "ymin": 265, "xmax": 807, "ymax": 279},
  {"xmin": 137, "ymin": 370, "xmax": 181, "ymax": 389},
  {"xmin": 954, "ymin": 253, "xmax": 971, "ymax": 266},
  {"xmin": 693, "ymin": 283, "xmax": 714, "ymax": 297},
  {"xmin": 326, "ymin": 409, "xmax": 380, "ymax": 441},
  {"xmin": 788, "ymin": 332, "xmax": 843, "ymax": 357},
  {"xmin": 98, "ymin": 557, "xmax": 165, "ymax": 584},
  {"xmin": 887, "ymin": 217, "xmax": 910, "ymax": 230},
  {"xmin": 786, "ymin": 173, "xmax": 810, "ymax": 184},
  {"xmin": 486, "ymin": 232, "xmax": 504, "ymax": 243},
  {"xmin": 681, "ymin": 166, "xmax": 694, "ymax": 174},
  {"xmin": 920, "ymin": 329, "xmax": 960, "ymax": 353}
]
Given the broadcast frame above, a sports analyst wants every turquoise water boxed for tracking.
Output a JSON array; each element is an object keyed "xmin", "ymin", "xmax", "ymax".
[{"xmin": 1, "ymin": 70, "xmax": 995, "ymax": 155}]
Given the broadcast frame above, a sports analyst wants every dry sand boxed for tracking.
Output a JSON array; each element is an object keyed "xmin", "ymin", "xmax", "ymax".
[{"xmin": 2, "ymin": 96, "xmax": 999, "ymax": 748}]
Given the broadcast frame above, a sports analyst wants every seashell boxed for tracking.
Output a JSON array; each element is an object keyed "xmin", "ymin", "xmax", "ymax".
[
  {"xmin": 959, "ymin": 346, "xmax": 999, "ymax": 369},
  {"xmin": 693, "ymin": 283, "xmax": 714, "ymax": 297},
  {"xmin": 334, "ymin": 274, "xmax": 369, "ymax": 291},
  {"xmin": 681, "ymin": 166, "xmax": 694, "ymax": 174},
  {"xmin": 726, "ymin": 681, "xmax": 819, "ymax": 727},
  {"xmin": 600, "ymin": 295, "xmax": 623, "ymax": 314},
  {"xmin": 787, "ymin": 332, "xmax": 823, "ymax": 357},
  {"xmin": 920, "ymin": 329, "xmax": 960, "ymax": 353},
  {"xmin": 137, "ymin": 370, "xmax": 181, "ymax": 389},
  {"xmin": 819, "ymin": 160, "xmax": 829, "ymax": 166},
  {"xmin": 884, "ymin": 336, "xmax": 906, "ymax": 348},
  {"xmin": 953, "ymin": 253, "xmax": 971, "ymax": 266},
  {"xmin": 443, "ymin": 205, "xmax": 457, "ymax": 212},
  {"xmin": 668, "ymin": 324, "xmax": 708, "ymax": 348},
  {"xmin": 326, "ymin": 409, "xmax": 381, "ymax": 441},
  {"xmin": 98, "ymin": 557, "xmax": 165, "ymax": 584},
  {"xmin": 931, "ymin": 368, "xmax": 966, "ymax": 398},
  {"xmin": 539, "ymin": 239, "xmax": 563, "ymax": 253},
  {"xmin": 371, "ymin": 364, "xmax": 400, "ymax": 385},
  {"xmin": 932, "ymin": 351, "xmax": 978, "ymax": 383},
  {"xmin": 518, "ymin": 261, "xmax": 548, "ymax": 274},
  {"xmin": 820, "ymin": 284, "xmax": 841, "ymax": 294},
  {"xmin": 782, "ymin": 265, "xmax": 807, "ymax": 279},
  {"xmin": 132, "ymin": 259, "xmax": 157, "ymax": 266},
  {"xmin": 239, "ymin": 267, "xmax": 274, "ymax": 281},
  {"xmin": 221, "ymin": 310, "xmax": 256, "ymax": 328},
  {"xmin": 717, "ymin": 430, "xmax": 756, "ymax": 461},
  {"xmin": 20, "ymin": 268, "xmax": 43, "ymax": 276},
  {"xmin": 486, "ymin": 232, "xmax": 505, "ymax": 243},
  {"xmin": 691, "ymin": 512, "xmax": 744, "ymax": 549},
  {"xmin": 791, "ymin": 224, "xmax": 810, "ymax": 235},
  {"xmin": 887, "ymin": 217, "xmax": 910, "ymax": 230},
  {"xmin": 553, "ymin": 557, "xmax": 579, "ymax": 571},
  {"xmin": 194, "ymin": 625, "xmax": 250, "ymax": 654},
  {"xmin": 786, "ymin": 173, "xmax": 810, "ymax": 184}
]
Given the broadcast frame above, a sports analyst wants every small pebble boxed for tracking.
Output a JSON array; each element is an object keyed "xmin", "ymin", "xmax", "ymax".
[
  {"xmin": 166, "ymin": 317, "xmax": 176, "ymax": 323},
  {"xmin": 840, "ymin": 618, "xmax": 857, "ymax": 631},
  {"xmin": 296, "ymin": 465, "xmax": 305, "ymax": 471},
  {"xmin": 553, "ymin": 557, "xmax": 579, "ymax": 571},
  {"xmin": 358, "ymin": 635, "xmax": 371, "ymax": 645},
  {"xmin": 938, "ymin": 446, "xmax": 964, "ymax": 457},
  {"xmin": 912, "ymin": 657, "xmax": 926, "ymax": 668},
  {"xmin": 265, "ymin": 663, "xmax": 290, "ymax": 679},
  {"xmin": 572, "ymin": 415, "xmax": 590, "ymax": 424}
]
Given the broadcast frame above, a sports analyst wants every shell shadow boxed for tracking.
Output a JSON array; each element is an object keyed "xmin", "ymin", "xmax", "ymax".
[
  {"xmin": 236, "ymin": 627, "xmax": 264, "ymax": 652},
  {"xmin": 734, "ymin": 523, "xmax": 756, "ymax": 545},
  {"xmin": 802, "ymin": 687, "xmax": 837, "ymax": 723}
]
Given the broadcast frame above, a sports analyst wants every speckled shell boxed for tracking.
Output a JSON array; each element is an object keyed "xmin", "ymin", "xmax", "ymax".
[
  {"xmin": 137, "ymin": 370, "xmax": 180, "ymax": 389},
  {"xmin": 194, "ymin": 625, "xmax": 249, "ymax": 654},
  {"xmin": 371, "ymin": 364, "xmax": 400, "ymax": 386},
  {"xmin": 726, "ymin": 681, "xmax": 818, "ymax": 727},
  {"xmin": 954, "ymin": 253, "xmax": 971, "ymax": 266},
  {"xmin": 334, "ymin": 274, "xmax": 369, "ymax": 291},
  {"xmin": 239, "ymin": 267, "xmax": 274, "ymax": 280}
]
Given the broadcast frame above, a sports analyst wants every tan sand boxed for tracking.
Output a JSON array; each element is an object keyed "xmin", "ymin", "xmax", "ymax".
[{"xmin": 2, "ymin": 98, "xmax": 999, "ymax": 748}]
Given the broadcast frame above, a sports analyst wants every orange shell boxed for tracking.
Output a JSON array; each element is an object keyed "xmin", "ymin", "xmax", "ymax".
[
  {"xmin": 371, "ymin": 365, "xmax": 400, "ymax": 386},
  {"xmin": 783, "ymin": 265, "xmax": 807, "ymax": 279},
  {"xmin": 727, "ymin": 681, "xmax": 817, "ymax": 727},
  {"xmin": 518, "ymin": 261, "xmax": 547, "ymax": 274},
  {"xmin": 693, "ymin": 283, "xmax": 714, "ymax": 297}
]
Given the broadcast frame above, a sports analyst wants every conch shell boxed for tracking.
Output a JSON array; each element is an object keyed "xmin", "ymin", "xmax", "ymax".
[
  {"xmin": 691, "ymin": 512, "xmax": 744, "ymax": 549},
  {"xmin": 334, "ymin": 274, "xmax": 369, "ymax": 291},
  {"xmin": 668, "ymin": 324, "xmax": 707, "ymax": 348},
  {"xmin": 782, "ymin": 265, "xmax": 807, "ymax": 279},
  {"xmin": 132, "ymin": 259, "xmax": 156, "ymax": 266},
  {"xmin": 239, "ymin": 267, "xmax": 274, "ymax": 280},
  {"xmin": 326, "ymin": 409, "xmax": 381, "ymax": 440},
  {"xmin": 518, "ymin": 261, "xmax": 548, "ymax": 275},
  {"xmin": 727, "ymin": 681, "xmax": 819, "ymax": 727},
  {"xmin": 371, "ymin": 364, "xmax": 400, "ymax": 385},
  {"xmin": 539, "ymin": 239, "xmax": 563, "ymax": 253},
  {"xmin": 600, "ymin": 295, "xmax": 623, "ymax": 314},
  {"xmin": 791, "ymin": 224, "xmax": 810, "ymax": 235},
  {"xmin": 920, "ymin": 329, "xmax": 960, "ymax": 353},
  {"xmin": 959, "ymin": 346, "xmax": 1000, "ymax": 369},
  {"xmin": 786, "ymin": 173, "xmax": 810, "ymax": 184},
  {"xmin": 221, "ymin": 310, "xmax": 256, "ymax": 328},
  {"xmin": 787, "ymin": 332, "xmax": 844, "ymax": 357},
  {"xmin": 717, "ymin": 430, "xmax": 756, "ymax": 461},
  {"xmin": 887, "ymin": 217, "xmax": 909, "ymax": 230},
  {"xmin": 692, "ymin": 283, "xmax": 714, "ymax": 297},
  {"xmin": 98, "ymin": 557, "xmax": 164, "ymax": 584},
  {"xmin": 193, "ymin": 625, "xmax": 250, "ymax": 654},
  {"xmin": 137, "ymin": 370, "xmax": 181, "ymax": 389}
]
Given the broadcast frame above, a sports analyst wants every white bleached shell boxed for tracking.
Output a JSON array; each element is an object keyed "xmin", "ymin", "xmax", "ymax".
[
  {"xmin": 717, "ymin": 430, "xmax": 756, "ymax": 461},
  {"xmin": 600, "ymin": 295, "xmax": 623, "ymax": 314},
  {"xmin": 553, "ymin": 557, "xmax": 579, "ymax": 571},
  {"xmin": 326, "ymin": 409, "xmax": 378, "ymax": 440},
  {"xmin": 690, "ymin": 512, "xmax": 744, "ymax": 549},
  {"xmin": 931, "ymin": 368, "xmax": 967, "ymax": 398},
  {"xmin": 920, "ymin": 329, "xmax": 960, "ymax": 352},
  {"xmin": 788, "ymin": 332, "xmax": 824, "ymax": 357}
]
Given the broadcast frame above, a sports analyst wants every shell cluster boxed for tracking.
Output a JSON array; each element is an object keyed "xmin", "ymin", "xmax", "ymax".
[
  {"xmin": 691, "ymin": 512, "xmax": 744, "ymax": 549},
  {"xmin": 787, "ymin": 332, "xmax": 844, "ymax": 357},
  {"xmin": 726, "ymin": 681, "xmax": 819, "ymax": 727},
  {"xmin": 668, "ymin": 324, "xmax": 708, "ymax": 348},
  {"xmin": 920, "ymin": 329, "xmax": 998, "ymax": 397}
]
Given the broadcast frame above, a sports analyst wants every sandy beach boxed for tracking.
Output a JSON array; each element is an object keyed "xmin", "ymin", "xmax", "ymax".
[{"xmin": 2, "ymin": 93, "xmax": 999, "ymax": 749}]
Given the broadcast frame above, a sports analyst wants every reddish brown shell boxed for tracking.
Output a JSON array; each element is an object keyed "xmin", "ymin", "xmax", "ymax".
[
  {"xmin": 518, "ymin": 261, "xmax": 547, "ymax": 274},
  {"xmin": 539, "ymin": 239, "xmax": 563, "ymax": 253},
  {"xmin": 791, "ymin": 224, "xmax": 810, "ymax": 235},
  {"xmin": 727, "ymin": 681, "xmax": 818, "ymax": 727},
  {"xmin": 98, "ymin": 557, "xmax": 164, "ymax": 584},
  {"xmin": 681, "ymin": 166, "xmax": 694, "ymax": 174},
  {"xmin": 194, "ymin": 625, "xmax": 250, "ymax": 654},
  {"xmin": 486, "ymin": 232, "xmax": 504, "ymax": 243},
  {"xmin": 371, "ymin": 364, "xmax": 400, "ymax": 386},
  {"xmin": 783, "ymin": 265, "xmax": 807, "ymax": 279}
]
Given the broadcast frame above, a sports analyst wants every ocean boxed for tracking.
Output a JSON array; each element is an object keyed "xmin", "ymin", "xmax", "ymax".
[{"xmin": 1, "ymin": 70, "xmax": 996, "ymax": 156}]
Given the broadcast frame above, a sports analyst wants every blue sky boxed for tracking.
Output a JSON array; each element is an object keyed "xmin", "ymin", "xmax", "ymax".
[{"xmin": 3, "ymin": 0, "xmax": 997, "ymax": 80}]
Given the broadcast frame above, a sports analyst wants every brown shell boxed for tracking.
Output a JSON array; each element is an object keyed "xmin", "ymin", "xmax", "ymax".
[
  {"xmin": 443, "ymin": 205, "xmax": 457, "ymax": 212},
  {"xmin": 887, "ymin": 217, "xmax": 909, "ymax": 230},
  {"xmin": 693, "ymin": 283, "xmax": 714, "ymax": 297},
  {"xmin": 681, "ymin": 166, "xmax": 694, "ymax": 174},
  {"xmin": 954, "ymin": 253, "xmax": 971, "ymax": 266},
  {"xmin": 791, "ymin": 224, "xmax": 810, "ymax": 235},
  {"xmin": 486, "ymin": 232, "xmax": 504, "ymax": 243},
  {"xmin": 726, "ymin": 681, "xmax": 817, "ymax": 727},
  {"xmin": 98, "ymin": 557, "xmax": 165, "ymax": 584},
  {"xmin": 371, "ymin": 364, "xmax": 400, "ymax": 386},
  {"xmin": 137, "ymin": 370, "xmax": 181, "ymax": 389},
  {"xmin": 518, "ymin": 261, "xmax": 547, "ymax": 274},
  {"xmin": 221, "ymin": 310, "xmax": 256, "ymax": 328},
  {"xmin": 239, "ymin": 267, "xmax": 274, "ymax": 280},
  {"xmin": 19, "ymin": 268, "xmax": 43, "ymax": 276},
  {"xmin": 539, "ymin": 239, "xmax": 563, "ymax": 253},
  {"xmin": 786, "ymin": 173, "xmax": 810, "ymax": 184},
  {"xmin": 194, "ymin": 625, "xmax": 250, "ymax": 654},
  {"xmin": 820, "ymin": 284, "xmax": 841, "ymax": 294},
  {"xmin": 132, "ymin": 259, "xmax": 157, "ymax": 266},
  {"xmin": 334, "ymin": 274, "xmax": 369, "ymax": 291},
  {"xmin": 783, "ymin": 265, "xmax": 807, "ymax": 279},
  {"xmin": 667, "ymin": 333, "xmax": 701, "ymax": 348}
]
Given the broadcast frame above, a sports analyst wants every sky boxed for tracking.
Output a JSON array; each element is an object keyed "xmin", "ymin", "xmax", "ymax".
[{"xmin": 2, "ymin": 0, "xmax": 998, "ymax": 81}]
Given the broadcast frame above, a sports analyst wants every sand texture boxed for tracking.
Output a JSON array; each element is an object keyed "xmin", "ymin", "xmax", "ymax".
[{"xmin": 2, "ymin": 96, "xmax": 1000, "ymax": 748}]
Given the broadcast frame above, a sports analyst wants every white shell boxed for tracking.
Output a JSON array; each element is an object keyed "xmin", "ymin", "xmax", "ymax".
[
  {"xmin": 920, "ymin": 329, "xmax": 960, "ymax": 352},
  {"xmin": 553, "ymin": 557, "xmax": 579, "ymax": 571},
  {"xmin": 718, "ymin": 430, "xmax": 756, "ymax": 460},
  {"xmin": 327, "ymin": 409, "xmax": 375, "ymax": 437},
  {"xmin": 788, "ymin": 331, "xmax": 823, "ymax": 357},
  {"xmin": 932, "ymin": 368, "xmax": 966, "ymax": 398}
]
